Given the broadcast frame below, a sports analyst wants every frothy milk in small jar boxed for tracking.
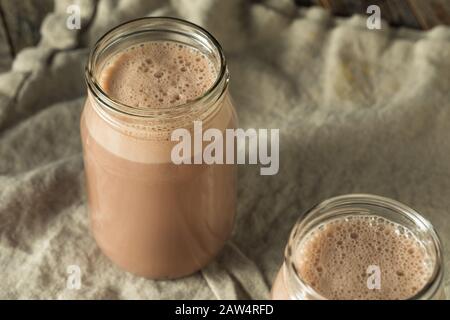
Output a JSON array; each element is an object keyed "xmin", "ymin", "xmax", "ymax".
[{"xmin": 271, "ymin": 194, "xmax": 445, "ymax": 300}]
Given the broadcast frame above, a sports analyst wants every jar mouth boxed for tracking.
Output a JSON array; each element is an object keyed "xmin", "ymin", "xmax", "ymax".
[
  {"xmin": 285, "ymin": 194, "xmax": 444, "ymax": 300},
  {"xmin": 85, "ymin": 17, "xmax": 228, "ymax": 119}
]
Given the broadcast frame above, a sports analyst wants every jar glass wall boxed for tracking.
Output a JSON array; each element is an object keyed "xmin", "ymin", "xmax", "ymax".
[
  {"xmin": 271, "ymin": 194, "xmax": 444, "ymax": 300},
  {"xmin": 81, "ymin": 17, "xmax": 237, "ymax": 279}
]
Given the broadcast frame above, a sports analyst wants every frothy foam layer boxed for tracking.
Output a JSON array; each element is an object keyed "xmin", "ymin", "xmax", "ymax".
[
  {"xmin": 296, "ymin": 215, "xmax": 434, "ymax": 299},
  {"xmin": 85, "ymin": 40, "xmax": 233, "ymax": 164},
  {"xmin": 99, "ymin": 41, "xmax": 217, "ymax": 108}
]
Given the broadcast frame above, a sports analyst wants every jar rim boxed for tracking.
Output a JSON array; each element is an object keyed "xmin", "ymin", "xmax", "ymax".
[
  {"xmin": 85, "ymin": 16, "xmax": 228, "ymax": 119},
  {"xmin": 284, "ymin": 193, "xmax": 444, "ymax": 300}
]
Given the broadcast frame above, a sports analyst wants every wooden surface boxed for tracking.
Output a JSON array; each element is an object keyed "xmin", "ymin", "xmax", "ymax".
[
  {"xmin": 0, "ymin": 0, "xmax": 53, "ymax": 73},
  {"xmin": 0, "ymin": 7, "xmax": 11, "ymax": 73},
  {"xmin": 0, "ymin": 0, "xmax": 449, "ymax": 74},
  {"xmin": 295, "ymin": 0, "xmax": 450, "ymax": 29}
]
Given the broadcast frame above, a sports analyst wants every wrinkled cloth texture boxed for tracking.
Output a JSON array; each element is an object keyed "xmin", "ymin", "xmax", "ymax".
[{"xmin": 1, "ymin": 0, "xmax": 450, "ymax": 299}]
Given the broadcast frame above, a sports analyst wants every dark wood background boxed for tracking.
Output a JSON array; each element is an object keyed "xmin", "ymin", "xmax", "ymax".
[
  {"xmin": 0, "ymin": 0, "xmax": 53, "ymax": 72},
  {"xmin": 295, "ymin": 0, "xmax": 450, "ymax": 29},
  {"xmin": 1, "ymin": 0, "xmax": 450, "ymax": 73}
]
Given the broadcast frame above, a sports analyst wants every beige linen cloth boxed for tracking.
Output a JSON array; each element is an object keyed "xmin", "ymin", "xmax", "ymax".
[{"xmin": 1, "ymin": 0, "xmax": 450, "ymax": 299}]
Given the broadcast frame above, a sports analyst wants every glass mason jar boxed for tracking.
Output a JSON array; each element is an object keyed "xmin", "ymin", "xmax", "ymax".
[
  {"xmin": 271, "ymin": 194, "xmax": 445, "ymax": 300},
  {"xmin": 81, "ymin": 17, "xmax": 237, "ymax": 279}
]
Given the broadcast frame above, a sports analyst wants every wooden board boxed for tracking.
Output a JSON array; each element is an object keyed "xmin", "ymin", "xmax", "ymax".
[
  {"xmin": 0, "ymin": 0, "xmax": 449, "ymax": 74},
  {"xmin": 0, "ymin": 0, "xmax": 53, "ymax": 73},
  {"xmin": 0, "ymin": 3, "xmax": 13, "ymax": 73},
  {"xmin": 295, "ymin": 0, "xmax": 450, "ymax": 29}
]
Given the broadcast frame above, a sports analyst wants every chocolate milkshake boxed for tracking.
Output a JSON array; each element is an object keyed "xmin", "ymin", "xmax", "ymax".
[
  {"xmin": 271, "ymin": 195, "xmax": 444, "ymax": 300},
  {"xmin": 82, "ymin": 18, "xmax": 237, "ymax": 278}
]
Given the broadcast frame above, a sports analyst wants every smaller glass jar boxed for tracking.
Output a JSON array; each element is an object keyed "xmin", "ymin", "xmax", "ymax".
[{"xmin": 271, "ymin": 194, "xmax": 445, "ymax": 300}]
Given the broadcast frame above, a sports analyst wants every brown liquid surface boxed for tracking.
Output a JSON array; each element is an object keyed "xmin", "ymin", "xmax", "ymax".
[
  {"xmin": 81, "ymin": 41, "xmax": 236, "ymax": 278},
  {"xmin": 272, "ymin": 215, "xmax": 435, "ymax": 300},
  {"xmin": 99, "ymin": 41, "xmax": 217, "ymax": 108}
]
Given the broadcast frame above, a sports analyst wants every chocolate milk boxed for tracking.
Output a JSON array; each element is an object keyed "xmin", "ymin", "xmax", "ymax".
[
  {"xmin": 81, "ymin": 41, "xmax": 236, "ymax": 278},
  {"xmin": 99, "ymin": 42, "xmax": 218, "ymax": 108},
  {"xmin": 272, "ymin": 215, "xmax": 436, "ymax": 300}
]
